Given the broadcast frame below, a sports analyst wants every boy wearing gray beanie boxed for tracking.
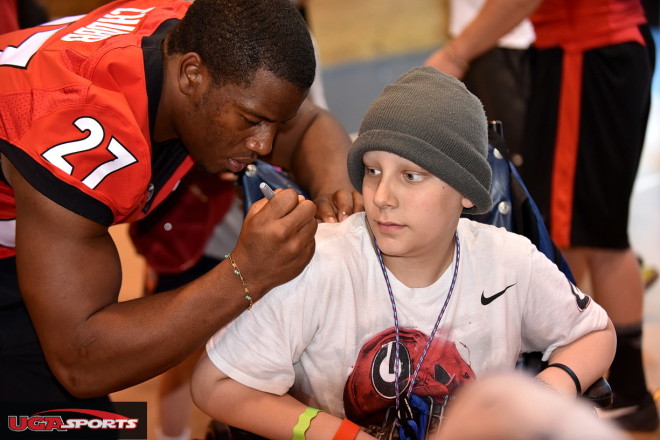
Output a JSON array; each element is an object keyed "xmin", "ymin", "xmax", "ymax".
[
  {"xmin": 193, "ymin": 67, "xmax": 616, "ymax": 440},
  {"xmin": 348, "ymin": 65, "xmax": 492, "ymax": 215}
]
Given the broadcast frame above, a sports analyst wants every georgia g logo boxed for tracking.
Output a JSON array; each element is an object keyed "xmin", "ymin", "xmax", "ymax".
[
  {"xmin": 370, "ymin": 338, "xmax": 411, "ymax": 400},
  {"xmin": 343, "ymin": 328, "xmax": 475, "ymax": 427}
]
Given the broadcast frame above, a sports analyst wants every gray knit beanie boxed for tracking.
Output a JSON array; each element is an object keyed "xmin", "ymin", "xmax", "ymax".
[{"xmin": 348, "ymin": 66, "xmax": 492, "ymax": 214}]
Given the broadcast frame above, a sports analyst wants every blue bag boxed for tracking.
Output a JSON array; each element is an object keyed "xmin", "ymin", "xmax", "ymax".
[{"xmin": 239, "ymin": 160, "xmax": 311, "ymax": 215}]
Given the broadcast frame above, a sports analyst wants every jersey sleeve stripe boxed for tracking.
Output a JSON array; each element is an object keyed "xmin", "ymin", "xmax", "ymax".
[{"xmin": 1, "ymin": 140, "xmax": 114, "ymax": 226}]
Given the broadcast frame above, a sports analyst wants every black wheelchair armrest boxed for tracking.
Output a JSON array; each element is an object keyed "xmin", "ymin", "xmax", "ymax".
[
  {"xmin": 520, "ymin": 352, "xmax": 612, "ymax": 408},
  {"xmin": 583, "ymin": 377, "xmax": 613, "ymax": 408}
]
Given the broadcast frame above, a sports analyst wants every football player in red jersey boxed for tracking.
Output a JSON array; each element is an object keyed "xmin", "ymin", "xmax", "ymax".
[{"xmin": 0, "ymin": 0, "xmax": 359, "ymax": 402}]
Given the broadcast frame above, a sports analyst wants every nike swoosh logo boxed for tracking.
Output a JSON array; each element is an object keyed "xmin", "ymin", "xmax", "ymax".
[
  {"xmin": 481, "ymin": 284, "xmax": 516, "ymax": 305},
  {"xmin": 570, "ymin": 282, "xmax": 591, "ymax": 311}
]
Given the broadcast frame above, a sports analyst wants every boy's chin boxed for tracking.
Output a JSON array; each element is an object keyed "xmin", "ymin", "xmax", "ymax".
[{"xmin": 373, "ymin": 240, "xmax": 409, "ymax": 258}]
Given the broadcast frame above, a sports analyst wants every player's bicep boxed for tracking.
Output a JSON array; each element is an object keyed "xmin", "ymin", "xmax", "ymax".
[{"xmin": 11, "ymin": 161, "xmax": 122, "ymax": 356}]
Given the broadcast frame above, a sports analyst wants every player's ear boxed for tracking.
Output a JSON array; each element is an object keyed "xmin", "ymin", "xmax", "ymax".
[
  {"xmin": 462, "ymin": 197, "xmax": 475, "ymax": 209},
  {"xmin": 178, "ymin": 52, "xmax": 204, "ymax": 96}
]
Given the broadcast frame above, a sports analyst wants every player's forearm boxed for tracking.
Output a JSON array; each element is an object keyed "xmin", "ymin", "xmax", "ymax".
[
  {"xmin": 266, "ymin": 100, "xmax": 359, "ymax": 221},
  {"xmin": 289, "ymin": 106, "xmax": 353, "ymax": 199},
  {"xmin": 268, "ymin": 98, "xmax": 353, "ymax": 198},
  {"xmin": 537, "ymin": 319, "xmax": 616, "ymax": 396},
  {"xmin": 46, "ymin": 259, "xmax": 258, "ymax": 398},
  {"xmin": 30, "ymin": 190, "xmax": 315, "ymax": 397}
]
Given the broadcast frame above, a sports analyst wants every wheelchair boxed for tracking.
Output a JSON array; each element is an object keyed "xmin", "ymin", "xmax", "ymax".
[{"xmin": 462, "ymin": 121, "xmax": 612, "ymax": 409}]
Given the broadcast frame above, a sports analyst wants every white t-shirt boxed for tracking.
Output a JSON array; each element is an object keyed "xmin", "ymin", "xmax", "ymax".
[{"xmin": 206, "ymin": 213, "xmax": 607, "ymax": 423}]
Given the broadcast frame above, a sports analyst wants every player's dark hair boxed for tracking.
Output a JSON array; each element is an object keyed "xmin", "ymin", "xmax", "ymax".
[{"xmin": 166, "ymin": 0, "xmax": 315, "ymax": 90}]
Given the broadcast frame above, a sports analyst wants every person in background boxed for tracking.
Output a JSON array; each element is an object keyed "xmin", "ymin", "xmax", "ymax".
[
  {"xmin": 0, "ymin": 0, "xmax": 48, "ymax": 34},
  {"xmin": 428, "ymin": 0, "xmax": 534, "ymax": 167},
  {"xmin": 424, "ymin": 0, "xmax": 658, "ymax": 432},
  {"xmin": 0, "ymin": 0, "xmax": 358, "ymax": 404}
]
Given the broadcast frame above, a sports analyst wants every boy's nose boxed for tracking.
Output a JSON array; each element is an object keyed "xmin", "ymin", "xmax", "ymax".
[{"xmin": 373, "ymin": 179, "xmax": 397, "ymax": 208}]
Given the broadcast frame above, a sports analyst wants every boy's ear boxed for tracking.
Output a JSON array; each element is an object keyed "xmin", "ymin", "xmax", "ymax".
[{"xmin": 462, "ymin": 197, "xmax": 475, "ymax": 209}]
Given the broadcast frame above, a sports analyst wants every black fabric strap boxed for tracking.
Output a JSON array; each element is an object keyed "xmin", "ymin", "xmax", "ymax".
[{"xmin": 547, "ymin": 363, "xmax": 582, "ymax": 395}]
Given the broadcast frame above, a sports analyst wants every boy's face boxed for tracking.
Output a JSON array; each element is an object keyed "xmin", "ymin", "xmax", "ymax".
[{"xmin": 362, "ymin": 150, "xmax": 473, "ymax": 261}]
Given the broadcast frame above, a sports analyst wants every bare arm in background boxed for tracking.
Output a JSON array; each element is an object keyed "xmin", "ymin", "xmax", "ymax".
[
  {"xmin": 267, "ymin": 97, "xmax": 363, "ymax": 223},
  {"xmin": 425, "ymin": 0, "xmax": 542, "ymax": 79}
]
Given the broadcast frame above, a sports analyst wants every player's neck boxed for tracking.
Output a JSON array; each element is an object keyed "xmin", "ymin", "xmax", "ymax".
[{"xmin": 152, "ymin": 49, "xmax": 179, "ymax": 142}]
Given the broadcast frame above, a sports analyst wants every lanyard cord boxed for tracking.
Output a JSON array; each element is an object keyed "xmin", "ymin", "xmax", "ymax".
[{"xmin": 374, "ymin": 232, "xmax": 461, "ymax": 414}]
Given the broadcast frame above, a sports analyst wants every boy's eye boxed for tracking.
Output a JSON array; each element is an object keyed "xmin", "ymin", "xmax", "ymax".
[
  {"xmin": 365, "ymin": 166, "xmax": 381, "ymax": 176},
  {"xmin": 404, "ymin": 172, "xmax": 423, "ymax": 182}
]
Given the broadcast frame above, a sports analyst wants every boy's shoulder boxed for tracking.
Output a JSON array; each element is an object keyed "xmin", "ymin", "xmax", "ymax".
[
  {"xmin": 312, "ymin": 212, "xmax": 374, "ymax": 264},
  {"xmin": 457, "ymin": 218, "xmax": 535, "ymax": 255},
  {"xmin": 292, "ymin": 212, "xmax": 373, "ymax": 282},
  {"xmin": 316, "ymin": 212, "xmax": 370, "ymax": 243}
]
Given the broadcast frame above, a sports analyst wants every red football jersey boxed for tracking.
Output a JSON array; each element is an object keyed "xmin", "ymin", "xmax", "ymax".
[
  {"xmin": 0, "ymin": 0, "xmax": 195, "ymax": 258},
  {"xmin": 531, "ymin": 0, "xmax": 647, "ymax": 49}
]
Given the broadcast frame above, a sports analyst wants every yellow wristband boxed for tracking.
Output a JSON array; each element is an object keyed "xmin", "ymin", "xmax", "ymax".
[{"xmin": 293, "ymin": 407, "xmax": 322, "ymax": 440}]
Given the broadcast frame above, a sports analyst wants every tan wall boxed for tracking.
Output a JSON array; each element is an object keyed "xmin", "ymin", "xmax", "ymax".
[
  {"xmin": 35, "ymin": 0, "xmax": 449, "ymax": 67},
  {"xmin": 308, "ymin": 0, "xmax": 448, "ymax": 66},
  {"xmin": 108, "ymin": 225, "xmax": 146, "ymax": 301}
]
